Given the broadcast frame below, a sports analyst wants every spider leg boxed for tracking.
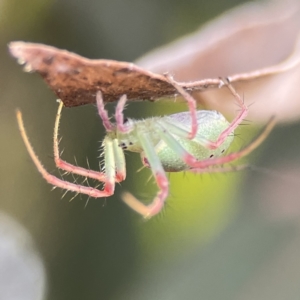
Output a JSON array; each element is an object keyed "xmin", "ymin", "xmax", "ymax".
[
  {"xmin": 16, "ymin": 110, "xmax": 117, "ymax": 197},
  {"xmin": 115, "ymin": 94, "xmax": 133, "ymax": 133},
  {"xmin": 166, "ymin": 78, "xmax": 248, "ymax": 150},
  {"xmin": 121, "ymin": 131, "xmax": 169, "ymax": 218},
  {"xmin": 204, "ymin": 80, "xmax": 248, "ymax": 150},
  {"xmin": 53, "ymin": 100, "xmax": 125, "ymax": 183},
  {"xmin": 96, "ymin": 91, "xmax": 113, "ymax": 131},
  {"xmin": 157, "ymin": 116, "xmax": 276, "ymax": 169},
  {"xmin": 165, "ymin": 74, "xmax": 198, "ymax": 140},
  {"xmin": 111, "ymin": 138, "xmax": 126, "ymax": 182}
]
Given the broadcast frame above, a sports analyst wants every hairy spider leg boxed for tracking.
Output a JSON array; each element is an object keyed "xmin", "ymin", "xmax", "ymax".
[
  {"xmin": 96, "ymin": 91, "xmax": 113, "ymax": 131},
  {"xmin": 16, "ymin": 110, "xmax": 119, "ymax": 197},
  {"xmin": 96, "ymin": 90, "xmax": 132, "ymax": 134},
  {"xmin": 97, "ymin": 92, "xmax": 127, "ymax": 181},
  {"xmin": 165, "ymin": 74, "xmax": 198, "ymax": 140},
  {"xmin": 158, "ymin": 116, "xmax": 276, "ymax": 170},
  {"xmin": 112, "ymin": 93, "xmax": 169, "ymax": 217},
  {"xmin": 115, "ymin": 94, "xmax": 132, "ymax": 133},
  {"xmin": 53, "ymin": 100, "xmax": 124, "ymax": 182},
  {"xmin": 121, "ymin": 130, "xmax": 169, "ymax": 218},
  {"xmin": 17, "ymin": 93, "xmax": 129, "ymax": 197},
  {"xmin": 168, "ymin": 79, "xmax": 248, "ymax": 150}
]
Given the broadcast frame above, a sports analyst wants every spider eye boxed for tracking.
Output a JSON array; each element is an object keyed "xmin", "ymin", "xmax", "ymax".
[{"xmin": 118, "ymin": 142, "xmax": 127, "ymax": 149}]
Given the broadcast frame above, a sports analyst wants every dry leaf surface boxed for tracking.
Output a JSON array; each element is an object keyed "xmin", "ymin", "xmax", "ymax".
[
  {"xmin": 8, "ymin": 0, "xmax": 300, "ymax": 123},
  {"xmin": 9, "ymin": 42, "xmax": 174, "ymax": 107}
]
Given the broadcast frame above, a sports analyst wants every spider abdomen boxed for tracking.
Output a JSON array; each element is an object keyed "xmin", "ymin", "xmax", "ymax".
[{"xmin": 154, "ymin": 110, "xmax": 234, "ymax": 172}]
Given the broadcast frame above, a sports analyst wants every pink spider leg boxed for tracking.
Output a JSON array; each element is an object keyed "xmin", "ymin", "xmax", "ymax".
[
  {"xmin": 203, "ymin": 80, "xmax": 248, "ymax": 150},
  {"xmin": 96, "ymin": 91, "xmax": 113, "ymax": 131},
  {"xmin": 157, "ymin": 116, "xmax": 276, "ymax": 170},
  {"xmin": 165, "ymin": 74, "xmax": 198, "ymax": 140},
  {"xmin": 16, "ymin": 110, "xmax": 121, "ymax": 197},
  {"xmin": 114, "ymin": 94, "xmax": 132, "ymax": 133},
  {"xmin": 53, "ymin": 100, "xmax": 125, "ymax": 183},
  {"xmin": 187, "ymin": 117, "xmax": 275, "ymax": 169},
  {"xmin": 55, "ymin": 91, "xmax": 130, "ymax": 184},
  {"xmin": 121, "ymin": 131, "xmax": 169, "ymax": 218},
  {"xmin": 98, "ymin": 92, "xmax": 127, "ymax": 181},
  {"xmin": 167, "ymin": 78, "xmax": 248, "ymax": 150}
]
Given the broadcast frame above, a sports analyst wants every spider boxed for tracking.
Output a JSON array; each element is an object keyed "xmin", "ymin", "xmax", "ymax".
[{"xmin": 16, "ymin": 81, "xmax": 275, "ymax": 218}]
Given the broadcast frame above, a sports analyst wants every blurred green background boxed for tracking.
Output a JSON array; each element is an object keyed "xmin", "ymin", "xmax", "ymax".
[{"xmin": 1, "ymin": 0, "xmax": 300, "ymax": 299}]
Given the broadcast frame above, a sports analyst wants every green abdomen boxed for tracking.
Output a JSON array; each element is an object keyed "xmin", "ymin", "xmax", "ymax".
[{"xmin": 155, "ymin": 110, "xmax": 234, "ymax": 172}]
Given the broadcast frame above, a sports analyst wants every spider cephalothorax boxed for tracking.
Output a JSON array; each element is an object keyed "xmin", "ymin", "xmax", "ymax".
[{"xmin": 16, "ymin": 81, "xmax": 275, "ymax": 218}]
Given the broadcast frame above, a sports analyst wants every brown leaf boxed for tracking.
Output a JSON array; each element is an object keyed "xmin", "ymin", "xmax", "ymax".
[
  {"xmin": 9, "ymin": 42, "xmax": 223, "ymax": 107},
  {"xmin": 8, "ymin": 42, "xmax": 173, "ymax": 107},
  {"xmin": 8, "ymin": 1, "xmax": 300, "ymax": 123}
]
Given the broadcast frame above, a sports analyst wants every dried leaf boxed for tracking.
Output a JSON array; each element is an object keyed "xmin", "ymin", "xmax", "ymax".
[
  {"xmin": 8, "ymin": 42, "xmax": 172, "ymax": 107},
  {"xmin": 8, "ymin": 0, "xmax": 300, "ymax": 123}
]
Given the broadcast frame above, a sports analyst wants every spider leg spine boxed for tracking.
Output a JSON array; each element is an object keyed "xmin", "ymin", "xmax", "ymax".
[{"xmin": 190, "ymin": 164, "xmax": 250, "ymax": 174}]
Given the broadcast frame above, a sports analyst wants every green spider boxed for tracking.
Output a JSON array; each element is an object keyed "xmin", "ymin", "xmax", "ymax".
[{"xmin": 16, "ymin": 79, "xmax": 275, "ymax": 218}]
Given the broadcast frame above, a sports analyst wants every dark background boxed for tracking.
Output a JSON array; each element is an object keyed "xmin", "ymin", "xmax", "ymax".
[{"xmin": 1, "ymin": 1, "xmax": 300, "ymax": 299}]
